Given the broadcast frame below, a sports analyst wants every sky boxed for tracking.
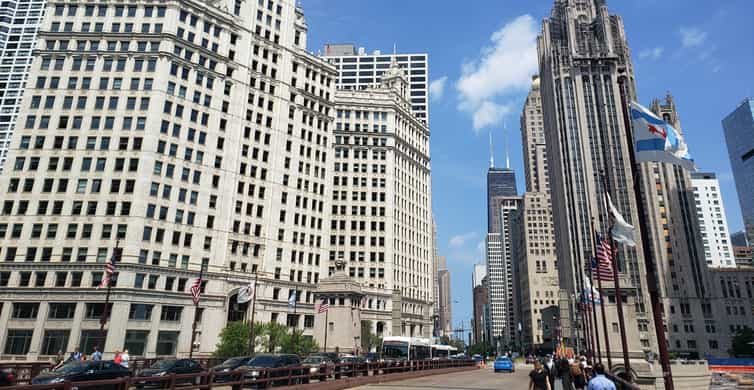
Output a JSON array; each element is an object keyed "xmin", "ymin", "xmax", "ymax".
[{"xmin": 302, "ymin": 0, "xmax": 754, "ymax": 333}]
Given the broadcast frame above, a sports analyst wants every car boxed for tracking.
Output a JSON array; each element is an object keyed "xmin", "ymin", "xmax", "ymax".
[
  {"xmin": 31, "ymin": 361, "xmax": 130, "ymax": 389},
  {"xmin": 135, "ymin": 359, "xmax": 204, "ymax": 388},
  {"xmin": 212, "ymin": 356, "xmax": 254, "ymax": 383},
  {"xmin": 300, "ymin": 355, "xmax": 334, "ymax": 382},
  {"xmin": 362, "ymin": 353, "xmax": 380, "ymax": 363},
  {"xmin": 338, "ymin": 356, "xmax": 367, "ymax": 377},
  {"xmin": 0, "ymin": 369, "xmax": 16, "ymax": 387},
  {"xmin": 235, "ymin": 354, "xmax": 304, "ymax": 389},
  {"xmin": 493, "ymin": 357, "xmax": 515, "ymax": 373}
]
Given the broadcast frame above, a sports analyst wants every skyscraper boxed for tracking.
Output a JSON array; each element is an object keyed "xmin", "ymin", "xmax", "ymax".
[
  {"xmin": 331, "ymin": 58, "xmax": 434, "ymax": 338},
  {"xmin": 691, "ymin": 172, "xmax": 736, "ymax": 268},
  {"xmin": 0, "ymin": 0, "xmax": 336, "ymax": 358},
  {"xmin": 538, "ymin": 0, "xmax": 653, "ymax": 353},
  {"xmin": 322, "ymin": 44, "xmax": 429, "ymax": 124},
  {"xmin": 0, "ymin": 0, "xmax": 46, "ymax": 170},
  {"xmin": 513, "ymin": 75, "xmax": 559, "ymax": 352},
  {"xmin": 487, "ymin": 167, "xmax": 517, "ymax": 233},
  {"xmin": 437, "ymin": 257, "xmax": 452, "ymax": 336},
  {"xmin": 486, "ymin": 195, "xmax": 520, "ymax": 349},
  {"xmin": 722, "ymin": 98, "xmax": 754, "ymax": 245}
]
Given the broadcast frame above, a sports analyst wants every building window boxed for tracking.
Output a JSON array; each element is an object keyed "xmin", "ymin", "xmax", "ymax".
[
  {"xmin": 156, "ymin": 331, "xmax": 179, "ymax": 356},
  {"xmin": 12, "ymin": 303, "xmax": 39, "ymax": 319},
  {"xmin": 129, "ymin": 304, "xmax": 154, "ymax": 320},
  {"xmin": 124, "ymin": 330, "xmax": 149, "ymax": 356},
  {"xmin": 160, "ymin": 306, "xmax": 183, "ymax": 322},
  {"xmin": 304, "ymin": 315, "xmax": 314, "ymax": 328},
  {"xmin": 48, "ymin": 303, "xmax": 76, "ymax": 319},
  {"xmin": 4, "ymin": 329, "xmax": 34, "ymax": 355},
  {"xmin": 84, "ymin": 303, "xmax": 111, "ymax": 320},
  {"xmin": 79, "ymin": 330, "xmax": 106, "ymax": 354},
  {"xmin": 41, "ymin": 330, "xmax": 70, "ymax": 355}
]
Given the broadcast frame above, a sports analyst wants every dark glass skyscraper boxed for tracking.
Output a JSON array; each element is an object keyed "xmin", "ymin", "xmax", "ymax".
[
  {"xmin": 722, "ymin": 98, "xmax": 754, "ymax": 244},
  {"xmin": 487, "ymin": 167, "xmax": 517, "ymax": 233}
]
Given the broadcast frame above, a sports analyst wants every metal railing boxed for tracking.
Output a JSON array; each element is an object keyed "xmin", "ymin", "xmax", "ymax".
[{"xmin": 0, "ymin": 358, "xmax": 476, "ymax": 389}]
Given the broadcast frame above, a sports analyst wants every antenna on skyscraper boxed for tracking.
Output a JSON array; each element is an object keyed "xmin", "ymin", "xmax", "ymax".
[
  {"xmin": 489, "ymin": 131, "xmax": 495, "ymax": 168},
  {"xmin": 504, "ymin": 120, "xmax": 510, "ymax": 169}
]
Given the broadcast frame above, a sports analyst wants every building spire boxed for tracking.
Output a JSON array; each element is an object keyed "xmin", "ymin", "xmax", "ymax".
[
  {"xmin": 504, "ymin": 120, "xmax": 510, "ymax": 169},
  {"xmin": 489, "ymin": 130, "xmax": 495, "ymax": 168}
]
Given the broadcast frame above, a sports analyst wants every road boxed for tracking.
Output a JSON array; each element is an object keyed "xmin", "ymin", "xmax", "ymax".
[{"xmin": 349, "ymin": 366, "xmax": 530, "ymax": 390}]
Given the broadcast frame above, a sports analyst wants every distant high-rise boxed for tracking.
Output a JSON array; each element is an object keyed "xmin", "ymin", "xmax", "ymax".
[
  {"xmin": 691, "ymin": 172, "xmax": 736, "ymax": 268},
  {"xmin": 0, "ymin": 0, "xmax": 45, "ymax": 170},
  {"xmin": 538, "ymin": 0, "xmax": 652, "ymax": 353},
  {"xmin": 486, "ymin": 196, "xmax": 520, "ymax": 349},
  {"xmin": 487, "ymin": 167, "xmax": 517, "ymax": 233},
  {"xmin": 731, "ymin": 231, "xmax": 749, "ymax": 247},
  {"xmin": 437, "ymin": 256, "xmax": 452, "ymax": 336},
  {"xmin": 722, "ymin": 98, "xmax": 754, "ymax": 245},
  {"xmin": 472, "ymin": 284, "xmax": 489, "ymax": 344},
  {"xmin": 322, "ymin": 44, "xmax": 428, "ymax": 124}
]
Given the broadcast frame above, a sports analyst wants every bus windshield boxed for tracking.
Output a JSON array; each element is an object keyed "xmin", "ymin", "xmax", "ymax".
[{"xmin": 382, "ymin": 342, "xmax": 409, "ymax": 360}]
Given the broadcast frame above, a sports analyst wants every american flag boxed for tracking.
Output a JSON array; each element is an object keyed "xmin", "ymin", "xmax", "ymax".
[
  {"xmin": 190, "ymin": 277, "xmax": 202, "ymax": 305},
  {"xmin": 97, "ymin": 253, "xmax": 117, "ymax": 289},
  {"xmin": 593, "ymin": 236, "xmax": 614, "ymax": 282},
  {"xmin": 316, "ymin": 298, "xmax": 329, "ymax": 313}
]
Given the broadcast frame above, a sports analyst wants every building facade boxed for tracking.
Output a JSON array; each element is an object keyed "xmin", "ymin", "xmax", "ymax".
[
  {"xmin": 472, "ymin": 263, "xmax": 486, "ymax": 289},
  {"xmin": 691, "ymin": 172, "xmax": 736, "ymax": 268},
  {"xmin": 0, "ymin": 0, "xmax": 339, "ymax": 359},
  {"xmin": 330, "ymin": 58, "xmax": 434, "ymax": 339},
  {"xmin": 722, "ymin": 98, "xmax": 754, "ymax": 245},
  {"xmin": 537, "ymin": 0, "xmax": 654, "ymax": 353},
  {"xmin": 438, "ymin": 265, "xmax": 451, "ymax": 337},
  {"xmin": 0, "ymin": 0, "xmax": 46, "ymax": 170},
  {"xmin": 322, "ymin": 44, "xmax": 428, "ymax": 124},
  {"xmin": 472, "ymin": 284, "xmax": 488, "ymax": 345}
]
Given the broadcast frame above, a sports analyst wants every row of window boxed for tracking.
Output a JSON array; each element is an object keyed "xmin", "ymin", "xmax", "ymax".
[{"xmin": 53, "ymin": 4, "xmax": 166, "ymax": 18}]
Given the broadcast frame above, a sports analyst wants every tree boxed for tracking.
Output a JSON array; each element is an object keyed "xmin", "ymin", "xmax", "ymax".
[
  {"xmin": 469, "ymin": 342, "xmax": 494, "ymax": 356},
  {"xmin": 214, "ymin": 321, "xmax": 249, "ymax": 358},
  {"xmin": 263, "ymin": 322, "xmax": 289, "ymax": 353},
  {"xmin": 280, "ymin": 329, "xmax": 318, "ymax": 356},
  {"xmin": 360, "ymin": 320, "xmax": 382, "ymax": 353},
  {"xmin": 730, "ymin": 326, "xmax": 754, "ymax": 357}
]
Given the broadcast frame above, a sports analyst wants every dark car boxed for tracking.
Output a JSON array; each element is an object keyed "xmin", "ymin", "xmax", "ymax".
[
  {"xmin": 339, "ymin": 356, "xmax": 368, "ymax": 377},
  {"xmin": 135, "ymin": 359, "xmax": 203, "ymax": 388},
  {"xmin": 363, "ymin": 353, "xmax": 379, "ymax": 363},
  {"xmin": 0, "ymin": 369, "xmax": 16, "ymax": 387},
  {"xmin": 211, "ymin": 357, "xmax": 254, "ymax": 383},
  {"xmin": 235, "ymin": 354, "xmax": 303, "ymax": 389},
  {"xmin": 32, "ymin": 361, "xmax": 130, "ymax": 388},
  {"xmin": 300, "ymin": 356, "xmax": 333, "ymax": 382}
]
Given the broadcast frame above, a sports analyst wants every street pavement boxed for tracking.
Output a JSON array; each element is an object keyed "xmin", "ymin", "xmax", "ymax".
[{"xmin": 349, "ymin": 366, "xmax": 530, "ymax": 390}]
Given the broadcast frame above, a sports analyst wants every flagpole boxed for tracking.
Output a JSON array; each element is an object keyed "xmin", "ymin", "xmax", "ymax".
[
  {"xmin": 600, "ymin": 172, "xmax": 632, "ymax": 377},
  {"xmin": 585, "ymin": 243, "xmax": 602, "ymax": 364},
  {"xmin": 323, "ymin": 304, "xmax": 329, "ymax": 353},
  {"xmin": 592, "ymin": 220, "xmax": 612, "ymax": 369},
  {"xmin": 189, "ymin": 265, "xmax": 204, "ymax": 360},
  {"xmin": 617, "ymin": 74, "xmax": 674, "ymax": 390},
  {"xmin": 248, "ymin": 272, "xmax": 259, "ymax": 356},
  {"xmin": 584, "ymin": 289, "xmax": 596, "ymax": 360},
  {"xmin": 99, "ymin": 240, "xmax": 119, "ymax": 335}
]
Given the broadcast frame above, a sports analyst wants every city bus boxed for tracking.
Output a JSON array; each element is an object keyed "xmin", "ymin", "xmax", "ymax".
[
  {"xmin": 381, "ymin": 337, "xmax": 431, "ymax": 361},
  {"xmin": 430, "ymin": 344, "xmax": 457, "ymax": 359}
]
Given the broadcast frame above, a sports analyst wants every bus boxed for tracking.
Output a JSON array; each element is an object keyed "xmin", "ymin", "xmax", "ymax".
[
  {"xmin": 430, "ymin": 345, "xmax": 457, "ymax": 359},
  {"xmin": 381, "ymin": 337, "xmax": 431, "ymax": 361}
]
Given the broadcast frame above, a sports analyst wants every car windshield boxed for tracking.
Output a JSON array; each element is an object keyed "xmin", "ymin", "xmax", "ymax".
[
  {"xmin": 150, "ymin": 360, "xmax": 176, "ymax": 370},
  {"xmin": 496, "ymin": 358, "xmax": 509, "ymax": 362},
  {"xmin": 220, "ymin": 357, "xmax": 246, "ymax": 366},
  {"xmin": 55, "ymin": 362, "xmax": 90, "ymax": 374},
  {"xmin": 302, "ymin": 357, "xmax": 323, "ymax": 364},
  {"xmin": 248, "ymin": 356, "xmax": 278, "ymax": 367}
]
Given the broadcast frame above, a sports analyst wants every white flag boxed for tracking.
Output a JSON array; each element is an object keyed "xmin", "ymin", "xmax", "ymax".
[
  {"xmin": 237, "ymin": 283, "xmax": 255, "ymax": 304},
  {"xmin": 630, "ymin": 102, "xmax": 695, "ymax": 171},
  {"xmin": 607, "ymin": 194, "xmax": 636, "ymax": 247}
]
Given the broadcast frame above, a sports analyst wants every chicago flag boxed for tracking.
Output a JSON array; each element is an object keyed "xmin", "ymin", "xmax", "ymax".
[{"xmin": 630, "ymin": 101, "xmax": 695, "ymax": 171}]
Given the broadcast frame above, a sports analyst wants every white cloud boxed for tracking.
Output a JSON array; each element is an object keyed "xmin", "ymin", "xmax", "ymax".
[
  {"xmin": 477, "ymin": 241, "xmax": 485, "ymax": 259},
  {"xmin": 638, "ymin": 46, "xmax": 664, "ymax": 60},
  {"xmin": 679, "ymin": 27, "xmax": 707, "ymax": 48},
  {"xmin": 449, "ymin": 232, "xmax": 477, "ymax": 248},
  {"xmin": 429, "ymin": 76, "xmax": 448, "ymax": 101},
  {"xmin": 456, "ymin": 14, "xmax": 538, "ymax": 131}
]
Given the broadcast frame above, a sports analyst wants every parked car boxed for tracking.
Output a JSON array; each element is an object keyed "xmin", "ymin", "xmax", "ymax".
[
  {"xmin": 0, "ymin": 369, "xmax": 16, "ymax": 387},
  {"xmin": 363, "ymin": 353, "xmax": 380, "ymax": 363},
  {"xmin": 212, "ymin": 356, "xmax": 254, "ymax": 383},
  {"xmin": 32, "ymin": 361, "xmax": 130, "ymax": 388},
  {"xmin": 300, "ymin": 355, "xmax": 334, "ymax": 382},
  {"xmin": 339, "ymin": 355, "xmax": 368, "ymax": 377},
  {"xmin": 235, "ymin": 354, "xmax": 304, "ymax": 389},
  {"xmin": 135, "ymin": 359, "xmax": 204, "ymax": 388},
  {"xmin": 493, "ymin": 357, "xmax": 515, "ymax": 373}
]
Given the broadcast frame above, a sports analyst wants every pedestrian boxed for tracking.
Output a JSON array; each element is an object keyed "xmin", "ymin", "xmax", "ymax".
[
  {"xmin": 120, "ymin": 349, "xmax": 130, "ymax": 368},
  {"xmin": 529, "ymin": 360, "xmax": 552, "ymax": 390},
  {"xmin": 114, "ymin": 350, "xmax": 122, "ymax": 365},
  {"xmin": 587, "ymin": 363, "xmax": 616, "ymax": 390},
  {"xmin": 559, "ymin": 357, "xmax": 573, "ymax": 390},
  {"xmin": 571, "ymin": 360, "xmax": 587, "ymax": 390},
  {"xmin": 68, "ymin": 347, "xmax": 82, "ymax": 362},
  {"xmin": 91, "ymin": 346, "xmax": 102, "ymax": 361},
  {"xmin": 53, "ymin": 350, "xmax": 66, "ymax": 370},
  {"xmin": 544, "ymin": 355, "xmax": 557, "ymax": 386}
]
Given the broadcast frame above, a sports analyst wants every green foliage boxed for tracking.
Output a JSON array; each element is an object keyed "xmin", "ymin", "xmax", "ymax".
[
  {"xmin": 360, "ymin": 321, "xmax": 382, "ymax": 353},
  {"xmin": 731, "ymin": 326, "xmax": 754, "ymax": 357},
  {"xmin": 263, "ymin": 322, "xmax": 289, "ymax": 353},
  {"xmin": 214, "ymin": 321, "xmax": 249, "ymax": 358},
  {"xmin": 280, "ymin": 329, "xmax": 319, "ymax": 356},
  {"xmin": 468, "ymin": 342, "xmax": 494, "ymax": 356}
]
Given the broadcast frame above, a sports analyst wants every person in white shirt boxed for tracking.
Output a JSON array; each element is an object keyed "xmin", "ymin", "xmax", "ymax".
[{"xmin": 120, "ymin": 349, "xmax": 130, "ymax": 368}]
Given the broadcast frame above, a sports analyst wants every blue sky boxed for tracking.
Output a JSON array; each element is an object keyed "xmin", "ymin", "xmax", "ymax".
[{"xmin": 303, "ymin": 0, "xmax": 754, "ymax": 331}]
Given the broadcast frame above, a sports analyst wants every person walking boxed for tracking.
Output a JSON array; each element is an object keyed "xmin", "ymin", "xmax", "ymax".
[
  {"xmin": 559, "ymin": 357, "xmax": 573, "ymax": 390},
  {"xmin": 91, "ymin": 346, "xmax": 102, "ymax": 361},
  {"xmin": 529, "ymin": 360, "xmax": 552, "ymax": 390},
  {"xmin": 571, "ymin": 360, "xmax": 587, "ymax": 390},
  {"xmin": 120, "ymin": 350, "xmax": 130, "ymax": 368},
  {"xmin": 587, "ymin": 363, "xmax": 616, "ymax": 390},
  {"xmin": 114, "ymin": 350, "xmax": 122, "ymax": 365},
  {"xmin": 68, "ymin": 347, "xmax": 83, "ymax": 362},
  {"xmin": 544, "ymin": 355, "xmax": 557, "ymax": 386}
]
